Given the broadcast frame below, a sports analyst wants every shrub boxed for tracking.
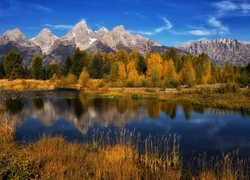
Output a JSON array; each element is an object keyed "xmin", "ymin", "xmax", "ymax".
[{"xmin": 216, "ymin": 83, "xmax": 240, "ymax": 94}]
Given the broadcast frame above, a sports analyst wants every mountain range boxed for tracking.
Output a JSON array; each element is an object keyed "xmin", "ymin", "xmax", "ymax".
[{"xmin": 0, "ymin": 20, "xmax": 249, "ymax": 66}]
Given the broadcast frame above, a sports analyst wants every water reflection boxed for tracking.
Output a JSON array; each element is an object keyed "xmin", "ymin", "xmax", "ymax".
[{"xmin": 1, "ymin": 90, "xmax": 250, "ymax": 160}]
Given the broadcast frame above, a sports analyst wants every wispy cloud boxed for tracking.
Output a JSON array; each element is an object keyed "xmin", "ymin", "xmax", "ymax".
[
  {"xmin": 155, "ymin": 17, "xmax": 173, "ymax": 32},
  {"xmin": 45, "ymin": 24, "xmax": 73, "ymax": 30},
  {"xmin": 129, "ymin": 17, "xmax": 173, "ymax": 36},
  {"xmin": 208, "ymin": 16, "xmax": 229, "ymax": 34},
  {"xmin": 212, "ymin": 0, "xmax": 250, "ymax": 17},
  {"xmin": 30, "ymin": 4, "xmax": 53, "ymax": 12},
  {"xmin": 190, "ymin": 30, "xmax": 212, "ymax": 36},
  {"xmin": 123, "ymin": 11, "xmax": 129, "ymax": 15},
  {"xmin": 134, "ymin": 12, "xmax": 147, "ymax": 20}
]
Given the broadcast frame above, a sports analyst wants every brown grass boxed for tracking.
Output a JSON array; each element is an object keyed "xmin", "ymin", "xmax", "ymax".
[
  {"xmin": 0, "ymin": 120, "xmax": 249, "ymax": 179},
  {"xmin": 0, "ymin": 79, "xmax": 56, "ymax": 91}
]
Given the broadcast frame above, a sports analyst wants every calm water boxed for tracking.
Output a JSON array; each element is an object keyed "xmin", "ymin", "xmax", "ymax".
[{"xmin": 1, "ymin": 90, "xmax": 250, "ymax": 160}]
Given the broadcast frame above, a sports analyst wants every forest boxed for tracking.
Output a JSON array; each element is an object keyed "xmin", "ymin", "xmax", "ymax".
[{"xmin": 0, "ymin": 47, "xmax": 249, "ymax": 89}]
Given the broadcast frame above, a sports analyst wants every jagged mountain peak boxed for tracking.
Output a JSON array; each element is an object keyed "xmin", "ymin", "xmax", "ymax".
[
  {"xmin": 98, "ymin": 27, "xmax": 109, "ymax": 32},
  {"xmin": 112, "ymin": 25, "xmax": 126, "ymax": 33},
  {"xmin": 0, "ymin": 28, "xmax": 36, "ymax": 48},
  {"xmin": 179, "ymin": 38, "xmax": 250, "ymax": 66},
  {"xmin": 30, "ymin": 28, "xmax": 58, "ymax": 55},
  {"xmin": 3, "ymin": 28, "xmax": 27, "ymax": 41},
  {"xmin": 38, "ymin": 28, "xmax": 57, "ymax": 37}
]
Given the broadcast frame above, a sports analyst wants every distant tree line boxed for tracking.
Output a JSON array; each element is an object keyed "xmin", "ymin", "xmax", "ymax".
[{"xmin": 0, "ymin": 48, "xmax": 249, "ymax": 88}]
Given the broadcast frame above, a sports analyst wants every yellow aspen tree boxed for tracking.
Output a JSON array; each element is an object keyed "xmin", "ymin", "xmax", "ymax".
[
  {"xmin": 128, "ymin": 49, "xmax": 139, "ymax": 62},
  {"xmin": 179, "ymin": 59, "xmax": 196, "ymax": 87},
  {"xmin": 163, "ymin": 59, "xmax": 178, "ymax": 82},
  {"xmin": 146, "ymin": 53, "xmax": 163, "ymax": 86},
  {"xmin": 78, "ymin": 67, "xmax": 89, "ymax": 88},
  {"xmin": 200, "ymin": 61, "xmax": 211, "ymax": 84},
  {"xmin": 117, "ymin": 61, "xmax": 127, "ymax": 83}
]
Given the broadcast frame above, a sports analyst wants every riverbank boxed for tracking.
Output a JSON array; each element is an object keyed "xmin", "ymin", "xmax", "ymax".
[
  {"xmin": 0, "ymin": 120, "xmax": 249, "ymax": 179},
  {"xmin": 0, "ymin": 79, "xmax": 249, "ymax": 113}
]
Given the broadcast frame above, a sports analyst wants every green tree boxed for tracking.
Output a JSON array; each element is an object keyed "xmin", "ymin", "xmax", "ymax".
[
  {"xmin": 115, "ymin": 49, "xmax": 129, "ymax": 64},
  {"xmin": 46, "ymin": 63, "xmax": 59, "ymax": 79},
  {"xmin": 246, "ymin": 62, "xmax": 250, "ymax": 77},
  {"xmin": 102, "ymin": 52, "xmax": 115, "ymax": 76},
  {"xmin": 62, "ymin": 55, "xmax": 73, "ymax": 77},
  {"xmin": 0, "ymin": 63, "xmax": 5, "ymax": 78},
  {"xmin": 163, "ymin": 47, "xmax": 177, "ymax": 60},
  {"xmin": 109, "ymin": 63, "xmax": 119, "ymax": 82},
  {"xmin": 70, "ymin": 48, "xmax": 92, "ymax": 78},
  {"xmin": 4, "ymin": 50, "xmax": 23, "ymax": 79},
  {"xmin": 136, "ymin": 55, "xmax": 146, "ymax": 75},
  {"xmin": 90, "ymin": 51, "xmax": 103, "ymax": 79},
  {"xmin": 31, "ymin": 55, "xmax": 44, "ymax": 80},
  {"xmin": 223, "ymin": 62, "xmax": 235, "ymax": 83}
]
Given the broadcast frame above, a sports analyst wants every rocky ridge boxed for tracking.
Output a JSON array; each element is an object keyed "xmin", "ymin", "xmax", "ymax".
[
  {"xmin": 179, "ymin": 38, "xmax": 250, "ymax": 66},
  {"xmin": 0, "ymin": 20, "xmax": 249, "ymax": 66}
]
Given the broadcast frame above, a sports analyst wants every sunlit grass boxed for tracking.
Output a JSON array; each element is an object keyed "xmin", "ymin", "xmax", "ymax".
[
  {"xmin": 0, "ymin": 120, "xmax": 249, "ymax": 180},
  {"xmin": 1, "ymin": 79, "xmax": 249, "ymax": 113},
  {"xmin": 0, "ymin": 79, "xmax": 56, "ymax": 91}
]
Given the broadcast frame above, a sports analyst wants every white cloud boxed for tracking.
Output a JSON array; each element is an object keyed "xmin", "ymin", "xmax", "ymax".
[
  {"xmin": 214, "ymin": 1, "xmax": 237, "ymax": 11},
  {"xmin": 212, "ymin": 0, "xmax": 250, "ymax": 16},
  {"xmin": 208, "ymin": 16, "xmax": 229, "ymax": 34},
  {"xmin": 190, "ymin": 29, "xmax": 211, "ymax": 36},
  {"xmin": 45, "ymin": 24, "xmax": 73, "ymax": 30},
  {"xmin": 129, "ymin": 30, "xmax": 154, "ymax": 35},
  {"xmin": 129, "ymin": 16, "xmax": 172, "ymax": 35},
  {"xmin": 155, "ymin": 17, "xmax": 173, "ymax": 32},
  {"xmin": 134, "ymin": 12, "xmax": 147, "ymax": 20}
]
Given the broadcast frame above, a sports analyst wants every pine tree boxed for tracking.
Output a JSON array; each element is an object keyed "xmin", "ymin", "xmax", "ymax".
[
  {"xmin": 31, "ymin": 55, "xmax": 44, "ymax": 80},
  {"xmin": 4, "ymin": 50, "xmax": 23, "ymax": 79}
]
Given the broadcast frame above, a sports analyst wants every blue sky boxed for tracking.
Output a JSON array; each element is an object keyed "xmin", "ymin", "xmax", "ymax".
[{"xmin": 0, "ymin": 0, "xmax": 250, "ymax": 46}]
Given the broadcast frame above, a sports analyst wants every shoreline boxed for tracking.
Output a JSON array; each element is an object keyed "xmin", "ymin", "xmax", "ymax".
[{"xmin": 0, "ymin": 79, "xmax": 249, "ymax": 113}]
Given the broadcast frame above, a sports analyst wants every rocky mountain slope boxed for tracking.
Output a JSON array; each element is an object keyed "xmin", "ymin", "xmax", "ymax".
[
  {"xmin": 179, "ymin": 39, "xmax": 250, "ymax": 66},
  {"xmin": 0, "ymin": 29, "xmax": 42, "ymax": 66},
  {"xmin": 0, "ymin": 20, "xmax": 173, "ymax": 66},
  {"xmin": 30, "ymin": 28, "xmax": 58, "ymax": 55},
  {"xmin": 0, "ymin": 20, "xmax": 249, "ymax": 66}
]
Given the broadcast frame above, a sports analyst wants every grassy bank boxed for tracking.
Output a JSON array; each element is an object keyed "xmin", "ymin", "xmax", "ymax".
[
  {"xmin": 0, "ymin": 120, "xmax": 249, "ymax": 180},
  {"xmin": 0, "ymin": 79, "xmax": 250, "ymax": 113}
]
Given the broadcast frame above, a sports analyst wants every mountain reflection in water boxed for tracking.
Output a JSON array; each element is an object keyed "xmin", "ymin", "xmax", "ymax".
[{"xmin": 1, "ymin": 90, "xmax": 250, "ymax": 160}]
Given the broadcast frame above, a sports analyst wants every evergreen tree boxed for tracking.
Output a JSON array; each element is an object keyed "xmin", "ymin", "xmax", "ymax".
[
  {"xmin": 31, "ymin": 55, "xmax": 44, "ymax": 80},
  {"xmin": 246, "ymin": 62, "xmax": 250, "ymax": 77},
  {"xmin": 90, "ymin": 51, "xmax": 103, "ymax": 79},
  {"xmin": 0, "ymin": 63, "xmax": 5, "ymax": 78},
  {"xmin": 70, "ymin": 48, "xmax": 92, "ymax": 78},
  {"xmin": 46, "ymin": 63, "xmax": 59, "ymax": 79},
  {"xmin": 136, "ymin": 55, "xmax": 146, "ymax": 75},
  {"xmin": 62, "ymin": 55, "xmax": 73, "ymax": 77},
  {"xmin": 4, "ymin": 50, "xmax": 23, "ymax": 79}
]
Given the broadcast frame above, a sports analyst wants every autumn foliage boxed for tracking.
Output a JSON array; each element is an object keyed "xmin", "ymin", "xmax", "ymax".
[{"xmin": 0, "ymin": 48, "xmax": 249, "ymax": 88}]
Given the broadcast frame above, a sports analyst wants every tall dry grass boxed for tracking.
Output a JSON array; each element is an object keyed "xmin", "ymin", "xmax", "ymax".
[{"xmin": 0, "ymin": 119, "xmax": 249, "ymax": 179}]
